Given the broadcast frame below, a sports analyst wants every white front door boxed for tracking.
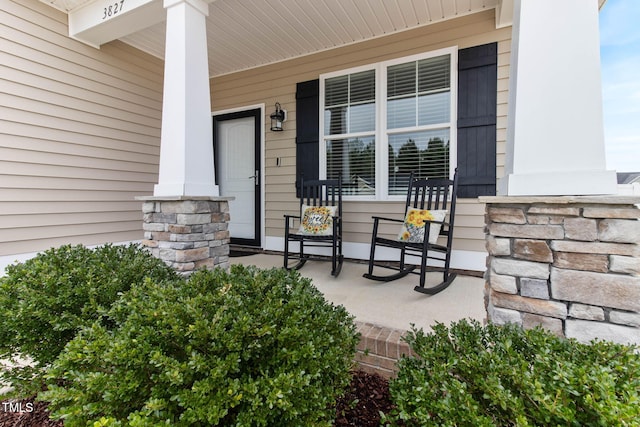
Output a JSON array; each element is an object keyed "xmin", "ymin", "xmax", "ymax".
[{"xmin": 213, "ymin": 109, "xmax": 261, "ymax": 246}]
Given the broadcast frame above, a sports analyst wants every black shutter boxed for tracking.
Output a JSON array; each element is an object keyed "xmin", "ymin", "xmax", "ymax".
[
  {"xmin": 457, "ymin": 43, "xmax": 497, "ymax": 198},
  {"xmin": 295, "ymin": 79, "xmax": 320, "ymax": 197}
]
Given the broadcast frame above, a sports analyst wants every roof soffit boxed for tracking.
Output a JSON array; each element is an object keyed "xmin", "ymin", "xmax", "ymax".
[{"xmin": 41, "ymin": 0, "xmax": 514, "ymax": 77}]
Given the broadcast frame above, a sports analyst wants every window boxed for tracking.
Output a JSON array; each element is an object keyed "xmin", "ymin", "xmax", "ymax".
[
  {"xmin": 324, "ymin": 69, "xmax": 376, "ymax": 195},
  {"xmin": 321, "ymin": 48, "xmax": 455, "ymax": 199}
]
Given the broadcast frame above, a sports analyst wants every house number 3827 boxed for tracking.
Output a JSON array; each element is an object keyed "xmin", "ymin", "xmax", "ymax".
[{"xmin": 103, "ymin": 0, "xmax": 125, "ymax": 19}]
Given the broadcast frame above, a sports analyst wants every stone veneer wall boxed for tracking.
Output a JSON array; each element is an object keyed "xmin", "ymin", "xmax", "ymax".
[
  {"xmin": 480, "ymin": 196, "xmax": 640, "ymax": 345},
  {"xmin": 138, "ymin": 197, "xmax": 233, "ymax": 275}
]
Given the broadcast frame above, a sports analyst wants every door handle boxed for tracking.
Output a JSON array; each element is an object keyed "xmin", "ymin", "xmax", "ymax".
[{"xmin": 248, "ymin": 170, "xmax": 259, "ymax": 186}]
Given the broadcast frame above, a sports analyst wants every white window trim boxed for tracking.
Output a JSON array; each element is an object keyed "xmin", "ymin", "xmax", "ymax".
[{"xmin": 319, "ymin": 46, "xmax": 458, "ymax": 201}]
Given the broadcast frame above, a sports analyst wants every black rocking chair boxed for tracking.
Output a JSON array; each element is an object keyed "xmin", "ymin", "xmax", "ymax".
[
  {"xmin": 284, "ymin": 175, "xmax": 344, "ymax": 276},
  {"xmin": 363, "ymin": 169, "xmax": 459, "ymax": 294}
]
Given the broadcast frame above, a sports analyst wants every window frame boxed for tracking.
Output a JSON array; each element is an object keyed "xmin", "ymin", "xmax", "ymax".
[{"xmin": 319, "ymin": 46, "xmax": 458, "ymax": 201}]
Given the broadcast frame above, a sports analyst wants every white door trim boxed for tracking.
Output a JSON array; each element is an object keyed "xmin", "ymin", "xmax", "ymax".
[{"xmin": 212, "ymin": 104, "xmax": 265, "ymax": 248}]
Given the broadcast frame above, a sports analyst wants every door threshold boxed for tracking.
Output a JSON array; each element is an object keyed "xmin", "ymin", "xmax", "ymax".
[{"xmin": 229, "ymin": 245, "xmax": 264, "ymax": 258}]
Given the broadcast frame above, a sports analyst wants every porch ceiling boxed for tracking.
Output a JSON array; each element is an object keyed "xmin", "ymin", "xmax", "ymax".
[
  {"xmin": 122, "ymin": 0, "xmax": 503, "ymax": 77},
  {"xmin": 41, "ymin": 0, "xmax": 607, "ymax": 78}
]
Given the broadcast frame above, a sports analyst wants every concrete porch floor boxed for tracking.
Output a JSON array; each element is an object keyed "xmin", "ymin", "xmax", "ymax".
[{"xmin": 231, "ymin": 253, "xmax": 487, "ymax": 333}]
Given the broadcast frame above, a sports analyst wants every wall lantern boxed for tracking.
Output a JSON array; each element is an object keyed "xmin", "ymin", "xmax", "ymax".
[{"xmin": 270, "ymin": 102, "xmax": 286, "ymax": 131}]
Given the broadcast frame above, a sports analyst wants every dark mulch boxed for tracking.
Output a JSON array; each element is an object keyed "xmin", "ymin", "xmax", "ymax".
[
  {"xmin": 0, "ymin": 397, "xmax": 62, "ymax": 427},
  {"xmin": 335, "ymin": 370, "xmax": 395, "ymax": 426},
  {"xmin": 0, "ymin": 371, "xmax": 393, "ymax": 427}
]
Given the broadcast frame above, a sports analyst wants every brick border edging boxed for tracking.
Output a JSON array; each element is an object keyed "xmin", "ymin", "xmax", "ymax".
[{"xmin": 354, "ymin": 321, "xmax": 412, "ymax": 379}]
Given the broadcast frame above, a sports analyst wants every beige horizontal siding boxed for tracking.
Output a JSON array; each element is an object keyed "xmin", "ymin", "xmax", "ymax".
[
  {"xmin": 0, "ymin": 0, "xmax": 164, "ymax": 256},
  {"xmin": 212, "ymin": 9, "xmax": 510, "ymax": 257},
  {"xmin": 1, "ymin": 1, "xmax": 510, "ymax": 261}
]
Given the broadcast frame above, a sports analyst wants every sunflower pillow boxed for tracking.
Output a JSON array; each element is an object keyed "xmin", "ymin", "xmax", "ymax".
[
  {"xmin": 397, "ymin": 208, "xmax": 447, "ymax": 244},
  {"xmin": 298, "ymin": 205, "xmax": 337, "ymax": 236}
]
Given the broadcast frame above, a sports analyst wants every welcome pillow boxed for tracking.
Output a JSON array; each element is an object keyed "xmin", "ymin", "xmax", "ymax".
[
  {"xmin": 298, "ymin": 205, "xmax": 337, "ymax": 236},
  {"xmin": 397, "ymin": 208, "xmax": 447, "ymax": 244}
]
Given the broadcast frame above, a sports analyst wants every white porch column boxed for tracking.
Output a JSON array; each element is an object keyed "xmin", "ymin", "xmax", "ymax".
[
  {"xmin": 499, "ymin": 0, "xmax": 617, "ymax": 196},
  {"xmin": 154, "ymin": 0, "xmax": 218, "ymax": 197}
]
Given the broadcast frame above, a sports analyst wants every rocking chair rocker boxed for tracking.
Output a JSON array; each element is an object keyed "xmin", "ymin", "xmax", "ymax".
[
  {"xmin": 363, "ymin": 169, "xmax": 459, "ymax": 294},
  {"xmin": 284, "ymin": 175, "xmax": 344, "ymax": 276}
]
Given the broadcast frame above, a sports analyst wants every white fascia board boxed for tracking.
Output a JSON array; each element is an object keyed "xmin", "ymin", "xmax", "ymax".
[
  {"xmin": 495, "ymin": 0, "xmax": 514, "ymax": 28},
  {"xmin": 69, "ymin": 0, "xmax": 166, "ymax": 47}
]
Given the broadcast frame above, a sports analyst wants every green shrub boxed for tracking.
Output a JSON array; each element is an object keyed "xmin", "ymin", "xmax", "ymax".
[
  {"xmin": 0, "ymin": 244, "xmax": 177, "ymax": 394},
  {"xmin": 40, "ymin": 265, "xmax": 359, "ymax": 426},
  {"xmin": 384, "ymin": 319, "xmax": 640, "ymax": 427}
]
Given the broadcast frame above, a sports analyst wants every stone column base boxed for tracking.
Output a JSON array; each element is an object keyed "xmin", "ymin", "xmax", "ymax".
[
  {"xmin": 479, "ymin": 195, "xmax": 640, "ymax": 345},
  {"xmin": 137, "ymin": 196, "xmax": 234, "ymax": 275}
]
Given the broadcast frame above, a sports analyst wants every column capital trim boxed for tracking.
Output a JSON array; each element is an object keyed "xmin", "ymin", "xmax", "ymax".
[{"xmin": 163, "ymin": 0, "xmax": 213, "ymax": 16}]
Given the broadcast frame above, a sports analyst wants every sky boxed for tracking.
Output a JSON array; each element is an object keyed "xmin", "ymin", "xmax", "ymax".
[{"xmin": 599, "ymin": 0, "xmax": 640, "ymax": 173}]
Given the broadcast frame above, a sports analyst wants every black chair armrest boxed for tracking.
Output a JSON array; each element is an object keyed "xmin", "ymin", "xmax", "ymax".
[
  {"xmin": 371, "ymin": 216, "xmax": 404, "ymax": 224},
  {"xmin": 284, "ymin": 214, "xmax": 301, "ymax": 232}
]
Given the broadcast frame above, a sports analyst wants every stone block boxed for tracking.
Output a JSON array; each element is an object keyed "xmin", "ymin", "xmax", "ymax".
[
  {"xmin": 550, "ymin": 267, "xmax": 640, "ymax": 312},
  {"xmin": 526, "ymin": 215, "xmax": 550, "ymax": 225},
  {"xmin": 142, "ymin": 202, "xmax": 156, "ymax": 213},
  {"xmin": 568, "ymin": 303, "xmax": 605, "ymax": 321},
  {"xmin": 553, "ymin": 252, "xmax": 609, "ymax": 273},
  {"xmin": 194, "ymin": 258, "xmax": 216, "ymax": 270},
  {"xmin": 583, "ymin": 207, "xmax": 640, "ymax": 219},
  {"xmin": 513, "ymin": 239, "xmax": 553, "ymax": 263},
  {"xmin": 146, "ymin": 213, "xmax": 177, "ymax": 224},
  {"xmin": 487, "ymin": 207, "xmax": 526, "ymax": 224},
  {"xmin": 159, "ymin": 248, "xmax": 176, "ymax": 262},
  {"xmin": 486, "ymin": 236, "xmax": 511, "ymax": 256},
  {"xmin": 171, "ymin": 261, "xmax": 196, "ymax": 272},
  {"xmin": 159, "ymin": 241, "xmax": 194, "ymax": 250},
  {"xmin": 141, "ymin": 239, "xmax": 158, "ymax": 248},
  {"xmin": 598, "ymin": 219, "xmax": 640, "ymax": 244},
  {"xmin": 522, "ymin": 313, "xmax": 564, "ymax": 337},
  {"xmin": 149, "ymin": 231, "xmax": 171, "ymax": 241},
  {"xmin": 525, "ymin": 215, "xmax": 566, "ymax": 225},
  {"xmin": 563, "ymin": 218, "xmax": 597, "ymax": 241},
  {"xmin": 489, "ymin": 223, "xmax": 564, "ymax": 240},
  {"xmin": 490, "ymin": 273, "xmax": 518, "ymax": 294},
  {"xmin": 527, "ymin": 206, "xmax": 580, "ymax": 216},
  {"xmin": 520, "ymin": 278, "xmax": 549, "ymax": 299},
  {"xmin": 550, "ymin": 240, "xmax": 638, "ymax": 256},
  {"xmin": 214, "ymin": 230, "xmax": 230, "ymax": 240},
  {"xmin": 565, "ymin": 319, "xmax": 640, "ymax": 345},
  {"xmin": 168, "ymin": 224, "xmax": 192, "ymax": 234},
  {"xmin": 160, "ymin": 200, "xmax": 216, "ymax": 214},
  {"xmin": 491, "ymin": 290, "xmax": 567, "ymax": 319},
  {"xmin": 609, "ymin": 311, "xmax": 640, "ymax": 327},
  {"xmin": 203, "ymin": 223, "xmax": 224, "ymax": 233},
  {"xmin": 172, "ymin": 233, "xmax": 207, "ymax": 242},
  {"xmin": 487, "ymin": 303, "xmax": 522, "ymax": 325},
  {"xmin": 177, "ymin": 213, "xmax": 213, "ymax": 225},
  {"xmin": 211, "ymin": 213, "xmax": 229, "ymax": 223},
  {"xmin": 175, "ymin": 247, "xmax": 210, "ymax": 262},
  {"xmin": 211, "ymin": 245, "xmax": 230, "ymax": 256},
  {"xmin": 492, "ymin": 258, "xmax": 550, "ymax": 280},
  {"xmin": 609, "ymin": 255, "xmax": 640, "ymax": 275}
]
